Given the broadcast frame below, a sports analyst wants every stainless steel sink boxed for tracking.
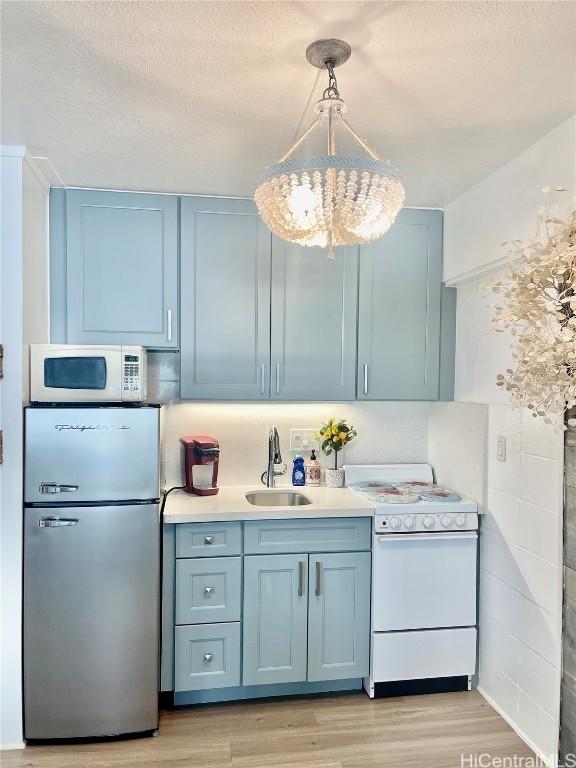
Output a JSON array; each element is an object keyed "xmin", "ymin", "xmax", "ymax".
[{"xmin": 245, "ymin": 491, "xmax": 312, "ymax": 507}]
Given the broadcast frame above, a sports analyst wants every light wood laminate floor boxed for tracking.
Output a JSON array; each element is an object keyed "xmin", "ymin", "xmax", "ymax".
[{"xmin": 3, "ymin": 691, "xmax": 535, "ymax": 768}]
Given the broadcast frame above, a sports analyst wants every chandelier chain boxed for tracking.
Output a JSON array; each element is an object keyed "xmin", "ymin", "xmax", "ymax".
[{"xmin": 322, "ymin": 60, "xmax": 340, "ymax": 100}]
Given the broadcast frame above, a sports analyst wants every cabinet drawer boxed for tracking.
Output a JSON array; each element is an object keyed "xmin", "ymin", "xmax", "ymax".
[
  {"xmin": 174, "ymin": 622, "xmax": 241, "ymax": 691},
  {"xmin": 176, "ymin": 522, "xmax": 241, "ymax": 558},
  {"xmin": 176, "ymin": 557, "xmax": 241, "ymax": 625},
  {"xmin": 243, "ymin": 518, "xmax": 371, "ymax": 555}
]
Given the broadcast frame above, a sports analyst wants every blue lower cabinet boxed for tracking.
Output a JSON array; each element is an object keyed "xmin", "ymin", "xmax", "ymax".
[
  {"xmin": 174, "ymin": 622, "xmax": 241, "ymax": 692},
  {"xmin": 175, "ymin": 557, "xmax": 241, "ymax": 625},
  {"xmin": 307, "ymin": 552, "xmax": 371, "ymax": 681},
  {"xmin": 242, "ymin": 554, "xmax": 308, "ymax": 685}
]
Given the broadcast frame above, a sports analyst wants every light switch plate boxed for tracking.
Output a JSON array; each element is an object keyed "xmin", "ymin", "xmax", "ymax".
[
  {"xmin": 496, "ymin": 435, "xmax": 507, "ymax": 463},
  {"xmin": 289, "ymin": 429, "xmax": 318, "ymax": 452}
]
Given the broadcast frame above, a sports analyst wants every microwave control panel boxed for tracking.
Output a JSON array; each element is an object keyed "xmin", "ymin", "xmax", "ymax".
[{"xmin": 122, "ymin": 351, "xmax": 144, "ymax": 399}]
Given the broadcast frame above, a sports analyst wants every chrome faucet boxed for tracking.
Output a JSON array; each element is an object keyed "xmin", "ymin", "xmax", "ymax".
[{"xmin": 261, "ymin": 425, "xmax": 287, "ymax": 487}]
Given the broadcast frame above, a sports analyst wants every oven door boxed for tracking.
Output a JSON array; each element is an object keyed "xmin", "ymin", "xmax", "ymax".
[
  {"xmin": 31, "ymin": 345, "xmax": 121, "ymax": 402},
  {"xmin": 373, "ymin": 531, "xmax": 477, "ymax": 631}
]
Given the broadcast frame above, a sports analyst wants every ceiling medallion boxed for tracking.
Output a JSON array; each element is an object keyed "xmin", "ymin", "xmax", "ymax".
[{"xmin": 255, "ymin": 39, "xmax": 405, "ymax": 259}]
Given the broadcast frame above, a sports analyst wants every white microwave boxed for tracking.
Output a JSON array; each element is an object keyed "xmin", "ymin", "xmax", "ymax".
[{"xmin": 30, "ymin": 345, "xmax": 147, "ymax": 403}]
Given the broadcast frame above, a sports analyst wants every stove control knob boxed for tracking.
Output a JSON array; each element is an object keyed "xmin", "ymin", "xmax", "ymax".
[
  {"xmin": 441, "ymin": 514, "xmax": 453, "ymax": 528},
  {"xmin": 423, "ymin": 515, "xmax": 435, "ymax": 529},
  {"xmin": 404, "ymin": 515, "xmax": 416, "ymax": 530},
  {"xmin": 455, "ymin": 514, "xmax": 467, "ymax": 528},
  {"xmin": 389, "ymin": 516, "xmax": 402, "ymax": 530}
]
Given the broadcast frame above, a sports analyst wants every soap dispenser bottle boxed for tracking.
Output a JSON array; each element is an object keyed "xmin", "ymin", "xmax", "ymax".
[
  {"xmin": 305, "ymin": 449, "xmax": 321, "ymax": 486},
  {"xmin": 292, "ymin": 454, "xmax": 306, "ymax": 486}
]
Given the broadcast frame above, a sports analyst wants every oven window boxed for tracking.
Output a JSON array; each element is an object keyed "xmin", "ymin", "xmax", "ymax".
[{"xmin": 44, "ymin": 357, "xmax": 107, "ymax": 389}]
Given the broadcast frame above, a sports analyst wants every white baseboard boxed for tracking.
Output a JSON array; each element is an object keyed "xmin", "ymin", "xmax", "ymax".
[
  {"xmin": 477, "ymin": 686, "xmax": 557, "ymax": 768},
  {"xmin": 0, "ymin": 742, "xmax": 25, "ymax": 751}
]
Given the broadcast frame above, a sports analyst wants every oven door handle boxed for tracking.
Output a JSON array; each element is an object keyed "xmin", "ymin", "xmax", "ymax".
[{"xmin": 374, "ymin": 531, "xmax": 477, "ymax": 542}]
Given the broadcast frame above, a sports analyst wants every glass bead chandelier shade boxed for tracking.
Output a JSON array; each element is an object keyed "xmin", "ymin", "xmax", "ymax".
[
  {"xmin": 255, "ymin": 40, "xmax": 406, "ymax": 258},
  {"xmin": 255, "ymin": 156, "xmax": 405, "ymax": 248}
]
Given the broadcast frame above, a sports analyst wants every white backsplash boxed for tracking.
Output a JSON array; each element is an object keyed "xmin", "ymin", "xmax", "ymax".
[
  {"xmin": 162, "ymin": 401, "xmax": 431, "ymax": 488},
  {"xmin": 428, "ymin": 401, "xmax": 488, "ymax": 506}
]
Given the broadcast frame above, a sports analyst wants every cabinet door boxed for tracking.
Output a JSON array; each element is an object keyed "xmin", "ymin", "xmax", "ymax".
[
  {"xmin": 180, "ymin": 197, "xmax": 271, "ymax": 400},
  {"xmin": 65, "ymin": 190, "xmax": 178, "ymax": 348},
  {"xmin": 271, "ymin": 241, "xmax": 358, "ymax": 400},
  {"xmin": 357, "ymin": 209, "xmax": 443, "ymax": 399},
  {"xmin": 307, "ymin": 552, "xmax": 370, "ymax": 682},
  {"xmin": 243, "ymin": 554, "xmax": 308, "ymax": 685}
]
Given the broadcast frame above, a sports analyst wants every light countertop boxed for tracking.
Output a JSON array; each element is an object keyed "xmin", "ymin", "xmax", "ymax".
[{"xmin": 163, "ymin": 484, "xmax": 375, "ymax": 523}]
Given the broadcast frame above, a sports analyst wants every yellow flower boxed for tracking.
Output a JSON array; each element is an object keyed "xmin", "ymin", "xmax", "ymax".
[
  {"xmin": 333, "ymin": 434, "xmax": 340, "ymax": 442},
  {"xmin": 331, "ymin": 427, "xmax": 338, "ymax": 435},
  {"xmin": 339, "ymin": 432, "xmax": 347, "ymax": 441}
]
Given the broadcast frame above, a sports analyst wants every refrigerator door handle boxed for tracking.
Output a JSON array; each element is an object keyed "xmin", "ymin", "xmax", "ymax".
[
  {"xmin": 39, "ymin": 516, "xmax": 79, "ymax": 528},
  {"xmin": 39, "ymin": 483, "xmax": 78, "ymax": 494}
]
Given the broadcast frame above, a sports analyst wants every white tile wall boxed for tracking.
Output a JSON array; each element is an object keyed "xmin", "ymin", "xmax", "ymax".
[
  {"xmin": 445, "ymin": 117, "xmax": 573, "ymax": 759},
  {"xmin": 456, "ymin": 289, "xmax": 564, "ymax": 760}
]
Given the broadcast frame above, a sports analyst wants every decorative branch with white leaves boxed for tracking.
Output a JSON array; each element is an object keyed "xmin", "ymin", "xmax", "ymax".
[{"xmin": 490, "ymin": 188, "xmax": 576, "ymax": 428}]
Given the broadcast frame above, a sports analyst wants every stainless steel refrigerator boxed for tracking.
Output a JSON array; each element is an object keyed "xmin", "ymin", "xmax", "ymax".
[{"xmin": 23, "ymin": 405, "xmax": 160, "ymax": 740}]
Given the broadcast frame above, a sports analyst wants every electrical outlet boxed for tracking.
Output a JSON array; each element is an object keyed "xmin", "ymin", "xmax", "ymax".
[
  {"xmin": 496, "ymin": 435, "xmax": 507, "ymax": 463},
  {"xmin": 289, "ymin": 429, "xmax": 318, "ymax": 452}
]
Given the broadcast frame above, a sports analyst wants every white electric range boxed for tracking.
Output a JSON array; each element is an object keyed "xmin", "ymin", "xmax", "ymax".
[{"xmin": 344, "ymin": 463, "xmax": 479, "ymax": 698}]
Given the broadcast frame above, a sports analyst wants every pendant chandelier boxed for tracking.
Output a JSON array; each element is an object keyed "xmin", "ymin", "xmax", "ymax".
[{"xmin": 255, "ymin": 39, "xmax": 405, "ymax": 259}]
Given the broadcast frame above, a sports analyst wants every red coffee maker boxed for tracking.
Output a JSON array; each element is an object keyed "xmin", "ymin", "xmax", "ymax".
[{"xmin": 180, "ymin": 435, "xmax": 220, "ymax": 496}]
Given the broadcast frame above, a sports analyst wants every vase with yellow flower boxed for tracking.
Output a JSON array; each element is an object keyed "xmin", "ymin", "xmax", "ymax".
[{"xmin": 314, "ymin": 418, "xmax": 357, "ymax": 488}]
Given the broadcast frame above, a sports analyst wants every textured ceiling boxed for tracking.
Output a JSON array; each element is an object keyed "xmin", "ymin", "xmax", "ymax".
[{"xmin": 2, "ymin": 1, "xmax": 575, "ymax": 206}]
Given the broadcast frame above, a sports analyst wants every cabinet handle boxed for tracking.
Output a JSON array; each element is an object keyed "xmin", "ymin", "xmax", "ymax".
[
  {"xmin": 204, "ymin": 586, "xmax": 214, "ymax": 595},
  {"xmin": 275, "ymin": 363, "xmax": 280, "ymax": 395},
  {"xmin": 204, "ymin": 536, "xmax": 215, "ymax": 545},
  {"xmin": 315, "ymin": 561, "xmax": 322, "ymax": 596},
  {"xmin": 260, "ymin": 363, "xmax": 265, "ymax": 395},
  {"xmin": 167, "ymin": 309, "xmax": 173, "ymax": 342},
  {"xmin": 298, "ymin": 561, "xmax": 305, "ymax": 597},
  {"xmin": 203, "ymin": 654, "xmax": 213, "ymax": 664},
  {"xmin": 363, "ymin": 364, "xmax": 369, "ymax": 395}
]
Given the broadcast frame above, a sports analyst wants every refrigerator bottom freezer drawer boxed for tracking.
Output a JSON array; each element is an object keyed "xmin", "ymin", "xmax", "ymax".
[{"xmin": 372, "ymin": 627, "xmax": 477, "ymax": 682}]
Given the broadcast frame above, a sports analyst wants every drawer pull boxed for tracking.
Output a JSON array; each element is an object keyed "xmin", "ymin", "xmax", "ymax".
[
  {"xmin": 315, "ymin": 561, "xmax": 322, "ymax": 597},
  {"xmin": 204, "ymin": 586, "xmax": 215, "ymax": 595},
  {"xmin": 203, "ymin": 653, "xmax": 213, "ymax": 664},
  {"xmin": 204, "ymin": 536, "xmax": 215, "ymax": 545}
]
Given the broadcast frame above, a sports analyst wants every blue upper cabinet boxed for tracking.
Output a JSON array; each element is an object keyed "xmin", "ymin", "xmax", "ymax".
[
  {"xmin": 50, "ymin": 190, "xmax": 454, "ymax": 401},
  {"xmin": 180, "ymin": 197, "xmax": 271, "ymax": 400},
  {"xmin": 357, "ymin": 209, "xmax": 444, "ymax": 400},
  {"xmin": 55, "ymin": 189, "xmax": 179, "ymax": 348},
  {"xmin": 270, "ymin": 241, "xmax": 358, "ymax": 401}
]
